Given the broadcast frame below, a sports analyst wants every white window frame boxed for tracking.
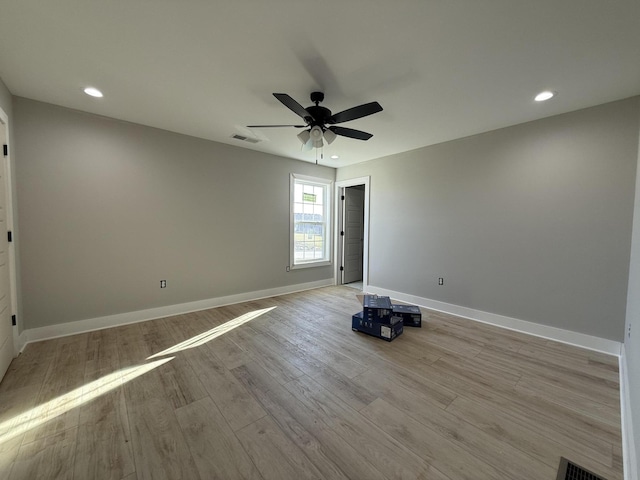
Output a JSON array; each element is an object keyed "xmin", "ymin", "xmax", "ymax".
[{"xmin": 290, "ymin": 173, "xmax": 333, "ymax": 269}]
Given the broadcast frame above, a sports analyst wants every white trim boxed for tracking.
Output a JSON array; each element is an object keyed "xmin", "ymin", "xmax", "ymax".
[
  {"xmin": 620, "ymin": 344, "xmax": 638, "ymax": 480},
  {"xmin": 366, "ymin": 285, "xmax": 622, "ymax": 356},
  {"xmin": 16, "ymin": 278, "xmax": 333, "ymax": 350},
  {"xmin": 335, "ymin": 176, "xmax": 370, "ymax": 290},
  {"xmin": 16, "ymin": 330, "xmax": 28, "ymax": 354},
  {"xmin": 0, "ymin": 107, "xmax": 19, "ymax": 359}
]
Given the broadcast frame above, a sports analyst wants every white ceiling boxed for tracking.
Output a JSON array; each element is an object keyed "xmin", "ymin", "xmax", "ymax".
[{"xmin": 1, "ymin": 1, "xmax": 639, "ymax": 168}]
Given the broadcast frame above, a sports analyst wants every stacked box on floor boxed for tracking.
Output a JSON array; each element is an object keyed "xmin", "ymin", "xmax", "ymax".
[
  {"xmin": 363, "ymin": 295, "xmax": 393, "ymax": 322},
  {"xmin": 352, "ymin": 295, "xmax": 403, "ymax": 342},
  {"xmin": 391, "ymin": 304, "xmax": 422, "ymax": 327},
  {"xmin": 352, "ymin": 312, "xmax": 403, "ymax": 342}
]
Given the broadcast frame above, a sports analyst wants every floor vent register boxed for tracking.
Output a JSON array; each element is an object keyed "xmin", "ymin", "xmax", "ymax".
[{"xmin": 557, "ymin": 457, "xmax": 607, "ymax": 480}]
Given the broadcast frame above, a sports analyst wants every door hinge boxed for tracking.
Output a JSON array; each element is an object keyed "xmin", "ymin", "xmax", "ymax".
[
  {"xmin": 11, "ymin": 315, "xmax": 16, "ymax": 326},
  {"xmin": 340, "ymin": 266, "xmax": 344, "ymax": 271},
  {"xmin": 341, "ymin": 195, "xmax": 345, "ymax": 201},
  {"xmin": 2, "ymin": 144, "xmax": 7, "ymax": 157},
  {"xmin": 340, "ymin": 231, "xmax": 344, "ymax": 236},
  {"xmin": 7, "ymin": 231, "xmax": 12, "ymax": 243}
]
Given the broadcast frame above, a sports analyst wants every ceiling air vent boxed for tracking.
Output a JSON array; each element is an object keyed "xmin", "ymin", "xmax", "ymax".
[
  {"xmin": 557, "ymin": 458, "xmax": 607, "ymax": 480},
  {"xmin": 231, "ymin": 134, "xmax": 260, "ymax": 144}
]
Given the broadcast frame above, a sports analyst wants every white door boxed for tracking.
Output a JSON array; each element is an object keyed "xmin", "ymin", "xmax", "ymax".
[
  {"xmin": 342, "ymin": 186, "xmax": 364, "ymax": 284},
  {"xmin": 0, "ymin": 114, "xmax": 14, "ymax": 382}
]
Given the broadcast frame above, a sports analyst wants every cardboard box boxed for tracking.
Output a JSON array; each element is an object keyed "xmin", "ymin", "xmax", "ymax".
[
  {"xmin": 362, "ymin": 295, "xmax": 393, "ymax": 323},
  {"xmin": 352, "ymin": 311, "xmax": 403, "ymax": 342},
  {"xmin": 391, "ymin": 304, "xmax": 422, "ymax": 328}
]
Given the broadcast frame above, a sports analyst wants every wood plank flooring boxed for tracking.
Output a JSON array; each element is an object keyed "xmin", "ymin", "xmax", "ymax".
[{"xmin": 0, "ymin": 286, "xmax": 623, "ymax": 479}]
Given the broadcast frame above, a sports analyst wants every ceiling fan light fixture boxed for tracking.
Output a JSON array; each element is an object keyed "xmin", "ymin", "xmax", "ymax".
[
  {"xmin": 297, "ymin": 130, "xmax": 310, "ymax": 145},
  {"xmin": 310, "ymin": 126, "xmax": 323, "ymax": 140},
  {"xmin": 310, "ymin": 126, "xmax": 324, "ymax": 148},
  {"xmin": 323, "ymin": 128, "xmax": 337, "ymax": 145}
]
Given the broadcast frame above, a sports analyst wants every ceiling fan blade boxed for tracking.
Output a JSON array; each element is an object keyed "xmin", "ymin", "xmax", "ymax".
[
  {"xmin": 329, "ymin": 101, "xmax": 383, "ymax": 124},
  {"xmin": 329, "ymin": 126, "xmax": 373, "ymax": 141},
  {"xmin": 273, "ymin": 93, "xmax": 314, "ymax": 123},
  {"xmin": 247, "ymin": 124, "xmax": 307, "ymax": 128}
]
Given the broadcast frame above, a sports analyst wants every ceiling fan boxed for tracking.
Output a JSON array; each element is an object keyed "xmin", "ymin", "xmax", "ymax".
[{"xmin": 248, "ymin": 92, "xmax": 383, "ymax": 150}]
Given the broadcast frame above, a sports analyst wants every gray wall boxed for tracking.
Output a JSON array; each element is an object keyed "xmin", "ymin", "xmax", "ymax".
[
  {"xmin": 338, "ymin": 97, "xmax": 640, "ymax": 341},
  {"xmin": 14, "ymin": 97, "xmax": 334, "ymax": 330},
  {"xmin": 624, "ymin": 114, "xmax": 640, "ymax": 473}
]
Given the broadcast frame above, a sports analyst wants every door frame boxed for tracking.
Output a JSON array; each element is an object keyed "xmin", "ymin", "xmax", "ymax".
[
  {"xmin": 0, "ymin": 106, "xmax": 19, "ymax": 356},
  {"xmin": 334, "ymin": 176, "xmax": 370, "ymax": 289}
]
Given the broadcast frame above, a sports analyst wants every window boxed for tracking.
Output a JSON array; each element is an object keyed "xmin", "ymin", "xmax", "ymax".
[{"xmin": 290, "ymin": 173, "xmax": 332, "ymax": 268}]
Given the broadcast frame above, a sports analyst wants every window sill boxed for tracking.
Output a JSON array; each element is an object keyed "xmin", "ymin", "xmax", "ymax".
[{"xmin": 290, "ymin": 260, "xmax": 332, "ymax": 270}]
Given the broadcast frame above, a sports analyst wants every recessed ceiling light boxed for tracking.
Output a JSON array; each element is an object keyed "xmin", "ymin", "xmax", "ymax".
[
  {"xmin": 330, "ymin": 155, "xmax": 339, "ymax": 159},
  {"xmin": 534, "ymin": 90, "xmax": 555, "ymax": 102},
  {"xmin": 84, "ymin": 87, "xmax": 103, "ymax": 98}
]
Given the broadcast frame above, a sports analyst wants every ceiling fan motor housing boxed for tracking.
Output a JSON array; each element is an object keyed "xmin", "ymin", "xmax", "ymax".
[{"xmin": 306, "ymin": 105, "xmax": 332, "ymax": 125}]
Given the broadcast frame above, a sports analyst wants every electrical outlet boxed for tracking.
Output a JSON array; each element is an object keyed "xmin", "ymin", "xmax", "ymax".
[
  {"xmin": 160, "ymin": 280, "xmax": 167, "ymax": 288},
  {"xmin": 438, "ymin": 277, "xmax": 444, "ymax": 286},
  {"xmin": 629, "ymin": 323, "xmax": 632, "ymax": 338},
  {"xmin": 286, "ymin": 266, "xmax": 290, "ymax": 272}
]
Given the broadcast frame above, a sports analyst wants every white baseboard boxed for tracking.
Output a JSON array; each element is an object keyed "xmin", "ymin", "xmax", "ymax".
[
  {"xmin": 17, "ymin": 279, "xmax": 622, "ymax": 356},
  {"xmin": 16, "ymin": 330, "xmax": 29, "ymax": 354},
  {"xmin": 17, "ymin": 278, "xmax": 334, "ymax": 351},
  {"xmin": 620, "ymin": 345, "xmax": 638, "ymax": 480},
  {"xmin": 366, "ymin": 285, "xmax": 622, "ymax": 356}
]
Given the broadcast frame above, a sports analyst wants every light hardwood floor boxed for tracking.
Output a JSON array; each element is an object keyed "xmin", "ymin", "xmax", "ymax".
[{"xmin": 0, "ymin": 286, "xmax": 623, "ymax": 479}]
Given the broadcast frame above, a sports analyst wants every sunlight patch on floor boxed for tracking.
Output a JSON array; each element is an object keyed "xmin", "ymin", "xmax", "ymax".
[
  {"xmin": 147, "ymin": 306, "xmax": 277, "ymax": 359},
  {"xmin": 0, "ymin": 357, "xmax": 174, "ymax": 448}
]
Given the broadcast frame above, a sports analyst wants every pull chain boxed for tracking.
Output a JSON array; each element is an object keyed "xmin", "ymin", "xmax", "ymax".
[{"xmin": 315, "ymin": 145, "xmax": 324, "ymax": 165}]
